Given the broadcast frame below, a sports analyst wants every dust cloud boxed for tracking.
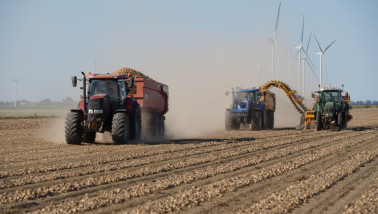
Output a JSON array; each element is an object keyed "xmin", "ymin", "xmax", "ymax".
[
  {"xmin": 40, "ymin": 117, "xmax": 66, "ymax": 144},
  {"xmin": 158, "ymin": 40, "xmax": 278, "ymax": 138},
  {"xmin": 269, "ymin": 88, "xmax": 302, "ymax": 128},
  {"xmin": 158, "ymin": 38, "xmax": 316, "ymax": 137},
  {"xmin": 45, "ymin": 38, "xmax": 317, "ymax": 141}
]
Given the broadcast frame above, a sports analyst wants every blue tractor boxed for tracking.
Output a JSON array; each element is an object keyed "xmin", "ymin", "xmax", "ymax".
[{"xmin": 225, "ymin": 88, "xmax": 275, "ymax": 130}]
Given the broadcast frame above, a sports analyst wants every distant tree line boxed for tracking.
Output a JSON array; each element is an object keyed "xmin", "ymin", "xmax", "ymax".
[
  {"xmin": 350, "ymin": 100, "xmax": 378, "ymax": 105},
  {"xmin": 0, "ymin": 97, "xmax": 78, "ymax": 107}
]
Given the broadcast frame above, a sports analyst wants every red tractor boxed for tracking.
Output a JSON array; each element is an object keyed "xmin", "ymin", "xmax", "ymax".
[{"xmin": 66, "ymin": 72, "xmax": 168, "ymax": 145}]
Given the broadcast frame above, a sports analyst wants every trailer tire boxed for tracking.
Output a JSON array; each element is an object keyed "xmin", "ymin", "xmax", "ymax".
[
  {"xmin": 225, "ymin": 110, "xmax": 238, "ymax": 130},
  {"xmin": 270, "ymin": 111, "xmax": 275, "ymax": 129},
  {"xmin": 159, "ymin": 116, "xmax": 165, "ymax": 138},
  {"xmin": 267, "ymin": 110, "xmax": 274, "ymax": 130},
  {"xmin": 82, "ymin": 132, "xmax": 96, "ymax": 143},
  {"xmin": 316, "ymin": 111, "xmax": 322, "ymax": 131},
  {"xmin": 261, "ymin": 110, "xmax": 266, "ymax": 130},
  {"xmin": 112, "ymin": 112, "xmax": 130, "ymax": 144},
  {"xmin": 65, "ymin": 112, "xmax": 83, "ymax": 145},
  {"xmin": 130, "ymin": 103, "xmax": 142, "ymax": 141},
  {"xmin": 251, "ymin": 110, "xmax": 262, "ymax": 130}
]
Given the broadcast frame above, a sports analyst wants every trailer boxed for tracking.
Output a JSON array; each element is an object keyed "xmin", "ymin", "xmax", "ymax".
[{"xmin": 128, "ymin": 78, "xmax": 169, "ymax": 137}]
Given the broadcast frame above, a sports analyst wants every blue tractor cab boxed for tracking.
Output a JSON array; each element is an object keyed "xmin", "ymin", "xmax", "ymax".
[
  {"xmin": 225, "ymin": 87, "xmax": 275, "ymax": 130},
  {"xmin": 229, "ymin": 88, "xmax": 260, "ymax": 114}
]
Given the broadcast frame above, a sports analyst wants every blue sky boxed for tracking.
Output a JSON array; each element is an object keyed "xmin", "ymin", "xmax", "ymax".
[{"xmin": 1, "ymin": 0, "xmax": 377, "ymax": 102}]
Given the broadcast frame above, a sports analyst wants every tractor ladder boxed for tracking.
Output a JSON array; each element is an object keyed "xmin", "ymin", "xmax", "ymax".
[{"xmin": 260, "ymin": 81, "xmax": 309, "ymax": 115}]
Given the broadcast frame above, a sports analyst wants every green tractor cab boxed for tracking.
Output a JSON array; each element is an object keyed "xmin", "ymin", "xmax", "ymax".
[{"xmin": 312, "ymin": 87, "xmax": 352, "ymax": 131}]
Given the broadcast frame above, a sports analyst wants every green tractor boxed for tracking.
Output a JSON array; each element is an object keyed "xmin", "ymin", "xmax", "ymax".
[{"xmin": 312, "ymin": 87, "xmax": 352, "ymax": 131}]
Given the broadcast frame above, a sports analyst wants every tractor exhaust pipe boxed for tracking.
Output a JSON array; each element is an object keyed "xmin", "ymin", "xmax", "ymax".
[{"xmin": 81, "ymin": 72, "xmax": 87, "ymax": 118}]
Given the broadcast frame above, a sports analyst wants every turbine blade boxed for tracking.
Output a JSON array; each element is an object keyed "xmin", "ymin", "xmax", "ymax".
[
  {"xmin": 302, "ymin": 48, "xmax": 317, "ymax": 70},
  {"xmin": 306, "ymin": 33, "xmax": 312, "ymax": 53},
  {"xmin": 301, "ymin": 14, "xmax": 304, "ymax": 44},
  {"xmin": 274, "ymin": 2, "xmax": 281, "ymax": 40},
  {"xmin": 295, "ymin": 48, "xmax": 301, "ymax": 56},
  {"xmin": 324, "ymin": 40, "xmax": 336, "ymax": 53},
  {"xmin": 305, "ymin": 58, "xmax": 318, "ymax": 80},
  {"xmin": 275, "ymin": 41, "xmax": 289, "ymax": 62},
  {"xmin": 314, "ymin": 35, "xmax": 323, "ymax": 53}
]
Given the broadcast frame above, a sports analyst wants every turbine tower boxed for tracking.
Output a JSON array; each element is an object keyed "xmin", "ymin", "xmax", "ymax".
[
  {"xmin": 267, "ymin": 2, "xmax": 281, "ymax": 80},
  {"xmin": 12, "ymin": 79, "xmax": 19, "ymax": 107},
  {"xmin": 295, "ymin": 15, "xmax": 317, "ymax": 97},
  {"xmin": 314, "ymin": 35, "xmax": 336, "ymax": 88}
]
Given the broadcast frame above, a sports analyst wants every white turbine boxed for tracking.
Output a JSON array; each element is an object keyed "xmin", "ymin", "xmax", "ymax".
[
  {"xmin": 266, "ymin": 2, "xmax": 281, "ymax": 80},
  {"xmin": 12, "ymin": 79, "xmax": 19, "ymax": 107},
  {"xmin": 314, "ymin": 35, "xmax": 336, "ymax": 88},
  {"xmin": 295, "ymin": 15, "xmax": 317, "ymax": 97}
]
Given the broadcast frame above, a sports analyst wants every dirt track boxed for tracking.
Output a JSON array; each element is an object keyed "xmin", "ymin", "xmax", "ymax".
[{"xmin": 0, "ymin": 109, "xmax": 377, "ymax": 213}]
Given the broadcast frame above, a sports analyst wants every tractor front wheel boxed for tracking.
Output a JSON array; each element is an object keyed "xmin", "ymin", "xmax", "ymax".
[
  {"xmin": 251, "ymin": 110, "xmax": 262, "ymax": 130},
  {"xmin": 112, "ymin": 112, "xmax": 130, "ymax": 144},
  {"xmin": 225, "ymin": 110, "xmax": 238, "ymax": 130},
  {"xmin": 316, "ymin": 111, "xmax": 322, "ymax": 131},
  {"xmin": 65, "ymin": 111, "xmax": 83, "ymax": 145}
]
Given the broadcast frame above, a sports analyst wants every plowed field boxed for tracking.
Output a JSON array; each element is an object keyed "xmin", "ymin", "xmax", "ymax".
[{"xmin": 0, "ymin": 109, "xmax": 377, "ymax": 213}]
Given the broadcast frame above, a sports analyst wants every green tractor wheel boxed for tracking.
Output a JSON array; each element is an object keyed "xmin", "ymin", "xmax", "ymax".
[
  {"xmin": 338, "ymin": 112, "xmax": 346, "ymax": 130},
  {"xmin": 316, "ymin": 111, "xmax": 322, "ymax": 131}
]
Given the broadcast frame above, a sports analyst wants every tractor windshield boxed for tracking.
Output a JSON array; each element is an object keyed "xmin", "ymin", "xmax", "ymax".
[
  {"xmin": 321, "ymin": 91, "xmax": 340, "ymax": 102},
  {"xmin": 236, "ymin": 92, "xmax": 248, "ymax": 102},
  {"xmin": 235, "ymin": 91, "xmax": 257, "ymax": 102},
  {"xmin": 89, "ymin": 79, "xmax": 118, "ymax": 101}
]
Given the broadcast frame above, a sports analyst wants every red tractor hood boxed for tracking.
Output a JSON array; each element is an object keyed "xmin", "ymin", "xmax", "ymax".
[{"xmin": 90, "ymin": 94, "xmax": 108, "ymax": 100}]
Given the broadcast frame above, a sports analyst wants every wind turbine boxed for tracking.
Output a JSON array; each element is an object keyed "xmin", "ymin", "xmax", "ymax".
[
  {"xmin": 266, "ymin": 2, "xmax": 281, "ymax": 80},
  {"xmin": 12, "ymin": 79, "xmax": 19, "ymax": 107},
  {"xmin": 314, "ymin": 35, "xmax": 336, "ymax": 88},
  {"xmin": 295, "ymin": 15, "xmax": 317, "ymax": 97}
]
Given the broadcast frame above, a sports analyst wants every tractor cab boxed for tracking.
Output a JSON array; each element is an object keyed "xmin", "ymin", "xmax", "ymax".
[
  {"xmin": 86, "ymin": 73, "xmax": 133, "ymax": 108},
  {"xmin": 309, "ymin": 86, "xmax": 352, "ymax": 131},
  {"xmin": 229, "ymin": 88, "xmax": 260, "ymax": 113}
]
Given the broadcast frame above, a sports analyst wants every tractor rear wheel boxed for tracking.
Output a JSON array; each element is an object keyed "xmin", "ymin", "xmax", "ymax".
[
  {"xmin": 130, "ymin": 103, "xmax": 142, "ymax": 141},
  {"xmin": 65, "ymin": 111, "xmax": 83, "ymax": 145},
  {"xmin": 82, "ymin": 132, "xmax": 96, "ymax": 143},
  {"xmin": 316, "ymin": 111, "xmax": 322, "ymax": 131},
  {"xmin": 112, "ymin": 112, "xmax": 130, "ymax": 144},
  {"xmin": 225, "ymin": 110, "xmax": 238, "ymax": 130},
  {"xmin": 338, "ymin": 112, "xmax": 345, "ymax": 130},
  {"xmin": 251, "ymin": 110, "xmax": 262, "ymax": 130}
]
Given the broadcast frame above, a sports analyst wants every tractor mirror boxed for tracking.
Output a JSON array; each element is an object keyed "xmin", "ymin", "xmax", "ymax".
[
  {"xmin": 71, "ymin": 76, "xmax": 77, "ymax": 87},
  {"xmin": 127, "ymin": 77, "xmax": 134, "ymax": 88},
  {"xmin": 225, "ymin": 91, "xmax": 229, "ymax": 96}
]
